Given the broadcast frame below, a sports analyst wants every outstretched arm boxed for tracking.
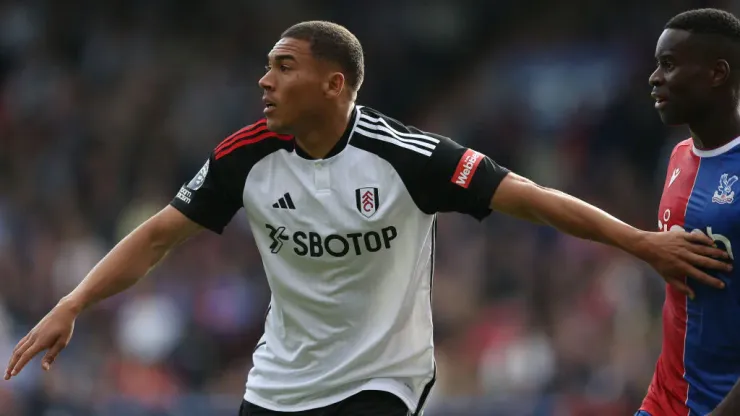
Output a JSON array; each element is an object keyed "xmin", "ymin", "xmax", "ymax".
[
  {"xmin": 490, "ymin": 172, "xmax": 731, "ymax": 297},
  {"xmin": 491, "ymin": 173, "xmax": 640, "ymax": 244},
  {"xmin": 396, "ymin": 129, "xmax": 731, "ymax": 296},
  {"xmin": 63, "ymin": 206, "xmax": 202, "ymax": 312},
  {"xmin": 4, "ymin": 129, "xmax": 252, "ymax": 380},
  {"xmin": 4, "ymin": 206, "xmax": 203, "ymax": 379}
]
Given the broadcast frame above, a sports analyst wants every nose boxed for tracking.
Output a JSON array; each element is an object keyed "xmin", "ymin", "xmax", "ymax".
[
  {"xmin": 649, "ymin": 67, "xmax": 663, "ymax": 87},
  {"xmin": 259, "ymin": 72, "xmax": 274, "ymax": 91}
]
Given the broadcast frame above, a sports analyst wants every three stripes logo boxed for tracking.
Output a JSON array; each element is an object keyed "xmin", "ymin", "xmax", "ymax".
[
  {"xmin": 214, "ymin": 119, "xmax": 292, "ymax": 160},
  {"xmin": 272, "ymin": 193, "xmax": 296, "ymax": 210},
  {"xmin": 355, "ymin": 187, "xmax": 379, "ymax": 218},
  {"xmin": 354, "ymin": 113, "xmax": 439, "ymax": 157}
]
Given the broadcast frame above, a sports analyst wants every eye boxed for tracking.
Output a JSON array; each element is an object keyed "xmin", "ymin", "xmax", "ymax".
[
  {"xmin": 658, "ymin": 59, "xmax": 675, "ymax": 71},
  {"xmin": 279, "ymin": 65, "xmax": 290, "ymax": 72},
  {"xmin": 264, "ymin": 65, "xmax": 271, "ymax": 73}
]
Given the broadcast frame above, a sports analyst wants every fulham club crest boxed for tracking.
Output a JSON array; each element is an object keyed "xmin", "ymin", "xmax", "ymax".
[{"xmin": 356, "ymin": 187, "xmax": 379, "ymax": 218}]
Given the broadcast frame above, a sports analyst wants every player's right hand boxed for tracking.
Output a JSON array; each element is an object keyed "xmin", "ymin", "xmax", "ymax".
[
  {"xmin": 4, "ymin": 301, "xmax": 78, "ymax": 380},
  {"xmin": 638, "ymin": 229, "xmax": 732, "ymax": 299}
]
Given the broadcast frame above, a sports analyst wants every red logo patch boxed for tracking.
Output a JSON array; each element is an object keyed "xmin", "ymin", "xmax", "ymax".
[{"xmin": 452, "ymin": 149, "xmax": 483, "ymax": 188}]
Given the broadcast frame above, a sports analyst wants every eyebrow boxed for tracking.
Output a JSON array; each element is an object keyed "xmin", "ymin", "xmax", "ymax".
[{"xmin": 269, "ymin": 54, "xmax": 297, "ymax": 62}]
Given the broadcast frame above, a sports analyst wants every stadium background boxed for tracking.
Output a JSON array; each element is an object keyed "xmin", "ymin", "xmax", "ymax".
[{"xmin": 0, "ymin": 0, "xmax": 734, "ymax": 415}]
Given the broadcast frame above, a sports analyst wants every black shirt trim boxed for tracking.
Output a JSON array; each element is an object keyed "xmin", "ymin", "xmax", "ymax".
[{"xmin": 293, "ymin": 106, "xmax": 358, "ymax": 160}]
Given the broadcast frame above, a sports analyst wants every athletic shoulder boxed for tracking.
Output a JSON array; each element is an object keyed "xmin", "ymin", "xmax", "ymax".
[
  {"xmin": 670, "ymin": 138, "xmax": 694, "ymax": 159},
  {"xmin": 351, "ymin": 106, "xmax": 453, "ymax": 166},
  {"xmin": 213, "ymin": 119, "xmax": 293, "ymax": 166},
  {"xmin": 354, "ymin": 106, "xmax": 448, "ymax": 150},
  {"xmin": 356, "ymin": 106, "xmax": 438, "ymax": 135},
  {"xmin": 352, "ymin": 106, "xmax": 509, "ymax": 220},
  {"xmin": 169, "ymin": 119, "xmax": 292, "ymax": 234}
]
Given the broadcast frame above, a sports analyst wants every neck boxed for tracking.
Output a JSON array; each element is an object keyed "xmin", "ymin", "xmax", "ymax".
[
  {"xmin": 689, "ymin": 104, "xmax": 740, "ymax": 150},
  {"xmin": 294, "ymin": 102, "xmax": 355, "ymax": 159}
]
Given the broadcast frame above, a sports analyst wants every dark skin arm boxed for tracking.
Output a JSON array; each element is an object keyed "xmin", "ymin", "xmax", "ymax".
[
  {"xmin": 490, "ymin": 173, "xmax": 731, "ymax": 297},
  {"xmin": 710, "ymin": 378, "xmax": 740, "ymax": 416},
  {"xmin": 4, "ymin": 206, "xmax": 203, "ymax": 379}
]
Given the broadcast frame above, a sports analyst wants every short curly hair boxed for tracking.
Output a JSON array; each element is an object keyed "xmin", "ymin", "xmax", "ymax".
[
  {"xmin": 282, "ymin": 21, "xmax": 365, "ymax": 92},
  {"xmin": 666, "ymin": 8, "xmax": 740, "ymax": 41}
]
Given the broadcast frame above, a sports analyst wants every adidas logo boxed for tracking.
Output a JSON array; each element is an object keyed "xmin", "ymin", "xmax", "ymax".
[{"xmin": 272, "ymin": 193, "xmax": 296, "ymax": 209}]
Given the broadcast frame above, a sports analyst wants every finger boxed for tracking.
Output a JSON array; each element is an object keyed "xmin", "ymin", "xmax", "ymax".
[
  {"xmin": 684, "ymin": 265, "xmax": 726, "ymax": 289},
  {"xmin": 684, "ymin": 244, "xmax": 731, "ymax": 260},
  {"xmin": 684, "ymin": 252, "xmax": 733, "ymax": 274},
  {"xmin": 41, "ymin": 340, "xmax": 66, "ymax": 371},
  {"xmin": 9, "ymin": 342, "xmax": 47, "ymax": 378},
  {"xmin": 11, "ymin": 334, "xmax": 30, "ymax": 356},
  {"xmin": 685, "ymin": 231, "xmax": 717, "ymax": 247},
  {"xmin": 670, "ymin": 280, "xmax": 695, "ymax": 300},
  {"xmin": 6, "ymin": 337, "xmax": 33, "ymax": 380}
]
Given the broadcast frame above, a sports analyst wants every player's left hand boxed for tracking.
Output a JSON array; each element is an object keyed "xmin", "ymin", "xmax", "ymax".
[
  {"xmin": 4, "ymin": 300, "xmax": 77, "ymax": 380},
  {"xmin": 637, "ymin": 229, "xmax": 731, "ymax": 299}
]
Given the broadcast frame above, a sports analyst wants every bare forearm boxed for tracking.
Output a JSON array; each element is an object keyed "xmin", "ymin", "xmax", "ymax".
[
  {"xmin": 713, "ymin": 378, "xmax": 740, "ymax": 416},
  {"xmin": 491, "ymin": 174, "xmax": 645, "ymax": 256},
  {"xmin": 61, "ymin": 228, "xmax": 170, "ymax": 312},
  {"xmin": 61, "ymin": 207, "xmax": 200, "ymax": 313},
  {"xmin": 526, "ymin": 187, "xmax": 641, "ymax": 250}
]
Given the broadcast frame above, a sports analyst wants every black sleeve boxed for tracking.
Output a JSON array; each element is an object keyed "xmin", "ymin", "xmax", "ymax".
[
  {"xmin": 169, "ymin": 153, "xmax": 244, "ymax": 234},
  {"xmin": 412, "ymin": 135, "xmax": 510, "ymax": 220}
]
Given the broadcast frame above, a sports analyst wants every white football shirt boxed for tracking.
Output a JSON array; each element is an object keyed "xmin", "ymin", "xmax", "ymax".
[{"xmin": 170, "ymin": 105, "xmax": 509, "ymax": 414}]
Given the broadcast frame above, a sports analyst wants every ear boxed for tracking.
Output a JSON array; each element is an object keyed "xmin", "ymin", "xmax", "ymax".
[
  {"xmin": 711, "ymin": 59, "xmax": 731, "ymax": 87},
  {"xmin": 324, "ymin": 72, "xmax": 345, "ymax": 98}
]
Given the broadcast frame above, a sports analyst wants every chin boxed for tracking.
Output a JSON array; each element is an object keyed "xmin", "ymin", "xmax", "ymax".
[
  {"xmin": 265, "ymin": 117, "xmax": 290, "ymax": 135},
  {"xmin": 657, "ymin": 111, "xmax": 688, "ymax": 127},
  {"xmin": 660, "ymin": 118, "xmax": 689, "ymax": 127},
  {"xmin": 264, "ymin": 117, "xmax": 280, "ymax": 132}
]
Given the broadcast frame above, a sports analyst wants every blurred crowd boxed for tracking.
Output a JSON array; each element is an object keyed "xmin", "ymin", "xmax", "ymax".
[{"xmin": 0, "ymin": 0, "xmax": 737, "ymax": 415}]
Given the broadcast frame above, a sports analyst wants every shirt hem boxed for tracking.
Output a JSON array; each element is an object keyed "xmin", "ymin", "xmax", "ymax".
[{"xmin": 244, "ymin": 379, "xmax": 416, "ymax": 412}]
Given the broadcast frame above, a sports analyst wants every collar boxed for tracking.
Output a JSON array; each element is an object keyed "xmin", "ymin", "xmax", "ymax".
[
  {"xmin": 294, "ymin": 106, "xmax": 358, "ymax": 160},
  {"xmin": 692, "ymin": 136, "xmax": 740, "ymax": 158}
]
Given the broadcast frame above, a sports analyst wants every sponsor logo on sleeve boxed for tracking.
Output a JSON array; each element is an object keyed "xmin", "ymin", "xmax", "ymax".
[
  {"xmin": 176, "ymin": 187, "xmax": 192, "ymax": 204},
  {"xmin": 452, "ymin": 149, "xmax": 483, "ymax": 188},
  {"xmin": 187, "ymin": 159, "xmax": 210, "ymax": 191}
]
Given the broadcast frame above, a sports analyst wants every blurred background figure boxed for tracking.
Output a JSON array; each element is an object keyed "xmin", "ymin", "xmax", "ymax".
[{"xmin": 0, "ymin": 0, "xmax": 733, "ymax": 415}]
